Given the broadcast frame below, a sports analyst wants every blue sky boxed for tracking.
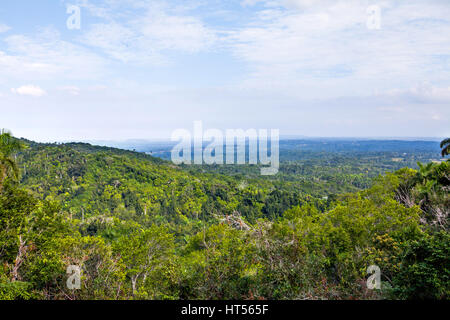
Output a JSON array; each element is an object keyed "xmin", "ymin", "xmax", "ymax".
[{"xmin": 0, "ymin": 0, "xmax": 449, "ymax": 141}]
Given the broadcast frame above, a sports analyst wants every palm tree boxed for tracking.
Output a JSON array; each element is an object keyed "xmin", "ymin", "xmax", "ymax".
[
  {"xmin": 0, "ymin": 129, "xmax": 25, "ymax": 192},
  {"xmin": 441, "ymin": 138, "xmax": 450, "ymax": 157}
]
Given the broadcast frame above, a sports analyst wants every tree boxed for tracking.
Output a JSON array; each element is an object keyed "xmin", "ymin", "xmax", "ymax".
[
  {"xmin": 113, "ymin": 226, "xmax": 175, "ymax": 298},
  {"xmin": 440, "ymin": 138, "xmax": 450, "ymax": 157},
  {"xmin": 0, "ymin": 130, "xmax": 25, "ymax": 193}
]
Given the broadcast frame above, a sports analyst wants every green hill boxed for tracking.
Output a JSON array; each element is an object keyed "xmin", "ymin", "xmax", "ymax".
[{"xmin": 0, "ymin": 135, "xmax": 448, "ymax": 300}]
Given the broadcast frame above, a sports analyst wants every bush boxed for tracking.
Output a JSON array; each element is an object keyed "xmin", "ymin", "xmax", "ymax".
[{"xmin": 391, "ymin": 231, "xmax": 450, "ymax": 299}]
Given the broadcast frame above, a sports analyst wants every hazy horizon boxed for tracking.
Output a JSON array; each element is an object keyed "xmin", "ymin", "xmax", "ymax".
[{"xmin": 13, "ymin": 134, "xmax": 445, "ymax": 145}]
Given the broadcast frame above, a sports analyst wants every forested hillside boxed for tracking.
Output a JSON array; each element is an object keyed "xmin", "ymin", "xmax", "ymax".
[{"xmin": 0, "ymin": 133, "xmax": 448, "ymax": 300}]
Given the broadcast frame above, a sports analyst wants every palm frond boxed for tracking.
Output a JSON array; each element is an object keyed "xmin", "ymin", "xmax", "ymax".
[
  {"xmin": 0, "ymin": 129, "xmax": 25, "ymax": 155},
  {"xmin": 442, "ymin": 145, "xmax": 450, "ymax": 157},
  {"xmin": 440, "ymin": 138, "xmax": 450, "ymax": 149},
  {"xmin": 4, "ymin": 157, "xmax": 19, "ymax": 179}
]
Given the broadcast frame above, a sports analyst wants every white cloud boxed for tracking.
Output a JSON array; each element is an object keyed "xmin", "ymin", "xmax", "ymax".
[
  {"xmin": 58, "ymin": 86, "xmax": 81, "ymax": 95},
  {"xmin": 242, "ymin": 0, "xmax": 350, "ymax": 10},
  {"xmin": 88, "ymin": 85, "xmax": 107, "ymax": 91},
  {"xmin": 431, "ymin": 113, "xmax": 441, "ymax": 121},
  {"xmin": 383, "ymin": 83, "xmax": 450, "ymax": 104},
  {"xmin": 1, "ymin": 0, "xmax": 449, "ymax": 139},
  {"xmin": 228, "ymin": 0, "xmax": 450, "ymax": 98},
  {"xmin": 11, "ymin": 85, "xmax": 47, "ymax": 97},
  {"xmin": 77, "ymin": 1, "xmax": 216, "ymax": 65},
  {"xmin": 0, "ymin": 28, "xmax": 107, "ymax": 81},
  {"xmin": 0, "ymin": 24, "xmax": 10, "ymax": 33},
  {"xmin": 138, "ymin": 12, "xmax": 216, "ymax": 53}
]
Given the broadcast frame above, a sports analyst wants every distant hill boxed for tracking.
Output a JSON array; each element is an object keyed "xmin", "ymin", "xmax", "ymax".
[{"xmin": 14, "ymin": 138, "xmax": 443, "ymax": 224}]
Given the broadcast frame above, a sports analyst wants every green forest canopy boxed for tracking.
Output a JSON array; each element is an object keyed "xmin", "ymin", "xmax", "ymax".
[{"xmin": 0, "ymin": 133, "xmax": 448, "ymax": 300}]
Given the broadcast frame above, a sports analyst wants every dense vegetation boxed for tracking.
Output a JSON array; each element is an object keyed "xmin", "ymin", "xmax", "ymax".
[{"xmin": 0, "ymin": 132, "xmax": 448, "ymax": 300}]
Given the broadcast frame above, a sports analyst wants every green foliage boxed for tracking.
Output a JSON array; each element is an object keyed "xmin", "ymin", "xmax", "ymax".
[
  {"xmin": 0, "ymin": 135, "xmax": 448, "ymax": 300},
  {"xmin": 179, "ymin": 224, "xmax": 256, "ymax": 299},
  {"xmin": 251, "ymin": 176, "xmax": 423, "ymax": 299},
  {"xmin": 113, "ymin": 225, "xmax": 175, "ymax": 299},
  {"xmin": 396, "ymin": 161, "xmax": 449, "ymax": 231},
  {"xmin": 391, "ymin": 231, "xmax": 449, "ymax": 299},
  {"xmin": 0, "ymin": 277, "xmax": 34, "ymax": 300},
  {"xmin": 0, "ymin": 129, "xmax": 26, "ymax": 193}
]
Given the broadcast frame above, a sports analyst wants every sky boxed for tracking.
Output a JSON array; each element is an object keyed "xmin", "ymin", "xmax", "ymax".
[{"xmin": 0, "ymin": 0, "xmax": 449, "ymax": 142}]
